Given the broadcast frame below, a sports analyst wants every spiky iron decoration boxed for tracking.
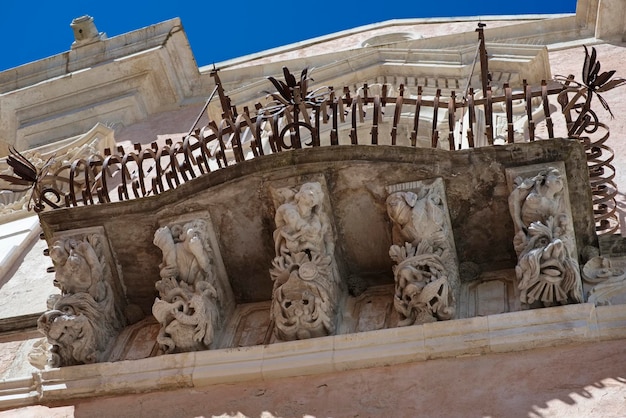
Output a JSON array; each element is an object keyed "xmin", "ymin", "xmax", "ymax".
[
  {"xmin": 557, "ymin": 46, "xmax": 626, "ymax": 135},
  {"xmin": 260, "ymin": 67, "xmax": 333, "ymax": 150},
  {"xmin": 0, "ymin": 147, "xmax": 62, "ymax": 212},
  {"xmin": 262, "ymin": 67, "xmax": 332, "ymax": 117},
  {"xmin": 555, "ymin": 46, "xmax": 626, "ymax": 234}
]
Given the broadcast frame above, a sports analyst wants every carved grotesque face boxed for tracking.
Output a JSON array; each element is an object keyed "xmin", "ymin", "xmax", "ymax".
[
  {"xmin": 47, "ymin": 314, "xmax": 79, "ymax": 343},
  {"xmin": 281, "ymin": 288, "xmax": 315, "ymax": 320},
  {"xmin": 521, "ymin": 224, "xmax": 568, "ymax": 286},
  {"xmin": 38, "ymin": 306, "xmax": 90, "ymax": 345},
  {"xmin": 538, "ymin": 238, "xmax": 565, "ymax": 285},
  {"xmin": 517, "ymin": 221, "xmax": 580, "ymax": 305},
  {"xmin": 273, "ymin": 269, "xmax": 332, "ymax": 340}
]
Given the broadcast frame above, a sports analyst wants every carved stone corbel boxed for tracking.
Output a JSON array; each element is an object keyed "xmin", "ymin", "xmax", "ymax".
[
  {"xmin": 386, "ymin": 179, "xmax": 459, "ymax": 326},
  {"xmin": 37, "ymin": 231, "xmax": 127, "ymax": 367},
  {"xmin": 507, "ymin": 165, "xmax": 583, "ymax": 307},
  {"xmin": 152, "ymin": 218, "xmax": 225, "ymax": 353},
  {"xmin": 269, "ymin": 181, "xmax": 343, "ymax": 341}
]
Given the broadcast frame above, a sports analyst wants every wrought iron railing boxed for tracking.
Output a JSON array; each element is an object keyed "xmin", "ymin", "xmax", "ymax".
[{"xmin": 1, "ymin": 46, "xmax": 623, "ymax": 234}]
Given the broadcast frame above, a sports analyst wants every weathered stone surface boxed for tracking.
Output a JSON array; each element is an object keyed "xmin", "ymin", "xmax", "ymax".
[
  {"xmin": 462, "ymin": 269, "xmax": 520, "ymax": 318},
  {"xmin": 269, "ymin": 180, "xmax": 344, "ymax": 341},
  {"xmin": 386, "ymin": 178, "xmax": 459, "ymax": 325},
  {"xmin": 38, "ymin": 140, "xmax": 595, "ymax": 314},
  {"xmin": 507, "ymin": 163, "xmax": 583, "ymax": 307},
  {"xmin": 37, "ymin": 229, "xmax": 129, "ymax": 367}
]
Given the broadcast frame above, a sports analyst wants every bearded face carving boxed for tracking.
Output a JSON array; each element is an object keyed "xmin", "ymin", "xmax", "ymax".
[
  {"xmin": 37, "ymin": 304, "xmax": 97, "ymax": 367},
  {"xmin": 272, "ymin": 261, "xmax": 335, "ymax": 340},
  {"xmin": 516, "ymin": 220, "xmax": 582, "ymax": 305}
]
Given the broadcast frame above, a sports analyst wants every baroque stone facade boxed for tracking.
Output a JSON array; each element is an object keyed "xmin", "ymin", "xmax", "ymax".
[{"xmin": 3, "ymin": 1, "xmax": 626, "ymax": 415}]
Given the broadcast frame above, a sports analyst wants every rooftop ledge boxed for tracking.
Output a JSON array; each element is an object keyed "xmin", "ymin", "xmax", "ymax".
[{"xmin": 1, "ymin": 302, "xmax": 624, "ymax": 410}]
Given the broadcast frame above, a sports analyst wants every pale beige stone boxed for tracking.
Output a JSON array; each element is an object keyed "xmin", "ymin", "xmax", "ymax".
[
  {"xmin": 269, "ymin": 181, "xmax": 344, "ymax": 341},
  {"xmin": 3, "ymin": 1, "xmax": 626, "ymax": 416},
  {"xmin": 507, "ymin": 163, "xmax": 583, "ymax": 307}
]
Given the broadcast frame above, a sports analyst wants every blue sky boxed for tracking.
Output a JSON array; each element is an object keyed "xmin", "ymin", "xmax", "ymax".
[{"xmin": 1, "ymin": 1, "xmax": 577, "ymax": 71}]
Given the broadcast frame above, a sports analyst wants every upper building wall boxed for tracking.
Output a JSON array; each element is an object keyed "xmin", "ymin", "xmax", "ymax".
[{"xmin": 0, "ymin": 18, "xmax": 202, "ymax": 156}]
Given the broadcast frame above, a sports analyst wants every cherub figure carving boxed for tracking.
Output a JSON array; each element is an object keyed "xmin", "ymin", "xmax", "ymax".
[
  {"xmin": 510, "ymin": 168, "xmax": 568, "ymax": 237},
  {"xmin": 154, "ymin": 219, "xmax": 214, "ymax": 285},
  {"xmin": 49, "ymin": 238, "xmax": 104, "ymax": 299},
  {"xmin": 152, "ymin": 219, "xmax": 221, "ymax": 353},
  {"xmin": 386, "ymin": 183, "xmax": 457, "ymax": 326},
  {"xmin": 386, "ymin": 190, "xmax": 446, "ymax": 248},
  {"xmin": 273, "ymin": 182, "xmax": 334, "ymax": 257},
  {"xmin": 508, "ymin": 168, "xmax": 582, "ymax": 307},
  {"xmin": 269, "ymin": 182, "xmax": 341, "ymax": 341}
]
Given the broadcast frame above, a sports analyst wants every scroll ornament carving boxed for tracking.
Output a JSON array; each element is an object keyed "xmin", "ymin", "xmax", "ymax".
[
  {"xmin": 152, "ymin": 220, "xmax": 220, "ymax": 353},
  {"xmin": 387, "ymin": 189, "xmax": 456, "ymax": 326},
  {"xmin": 582, "ymin": 256, "xmax": 626, "ymax": 306},
  {"xmin": 37, "ymin": 234, "xmax": 126, "ymax": 367},
  {"xmin": 509, "ymin": 168, "xmax": 583, "ymax": 307},
  {"xmin": 270, "ymin": 182, "xmax": 340, "ymax": 341}
]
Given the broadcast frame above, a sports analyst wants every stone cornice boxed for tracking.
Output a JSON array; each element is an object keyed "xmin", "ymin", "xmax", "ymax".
[{"xmin": 0, "ymin": 303, "xmax": 623, "ymax": 410}]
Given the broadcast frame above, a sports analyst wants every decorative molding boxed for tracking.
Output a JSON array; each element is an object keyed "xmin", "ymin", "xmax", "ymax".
[
  {"xmin": 2, "ymin": 303, "xmax": 623, "ymax": 410},
  {"xmin": 0, "ymin": 19, "xmax": 201, "ymax": 153}
]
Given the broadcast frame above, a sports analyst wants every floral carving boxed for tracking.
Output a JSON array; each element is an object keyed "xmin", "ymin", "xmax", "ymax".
[
  {"xmin": 389, "ymin": 242, "xmax": 455, "ymax": 325},
  {"xmin": 509, "ymin": 167, "xmax": 583, "ymax": 306},
  {"xmin": 152, "ymin": 219, "xmax": 221, "ymax": 353}
]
